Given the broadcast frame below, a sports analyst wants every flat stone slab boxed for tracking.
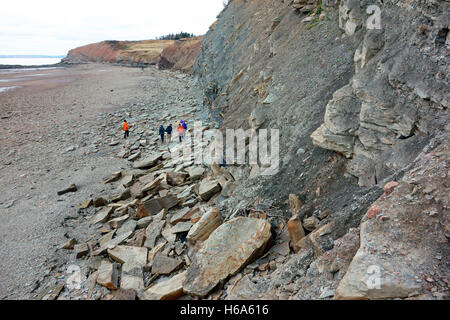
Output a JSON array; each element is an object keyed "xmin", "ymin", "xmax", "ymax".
[
  {"xmin": 137, "ymin": 196, "xmax": 178, "ymax": 218},
  {"xmin": 97, "ymin": 260, "xmax": 120, "ymax": 290},
  {"xmin": 198, "ymin": 180, "xmax": 221, "ymax": 201},
  {"xmin": 183, "ymin": 217, "xmax": 272, "ymax": 297},
  {"xmin": 91, "ymin": 207, "xmax": 114, "ymax": 224},
  {"xmin": 107, "ymin": 246, "xmax": 148, "ymax": 266},
  {"xmin": 133, "ymin": 153, "xmax": 163, "ymax": 169},
  {"xmin": 151, "ymin": 254, "xmax": 184, "ymax": 275},
  {"xmin": 187, "ymin": 208, "xmax": 222, "ymax": 244},
  {"xmin": 143, "ymin": 271, "xmax": 186, "ymax": 300}
]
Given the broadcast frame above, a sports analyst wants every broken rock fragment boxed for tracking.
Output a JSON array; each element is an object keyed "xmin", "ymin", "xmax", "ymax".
[
  {"xmin": 143, "ymin": 271, "xmax": 186, "ymax": 300},
  {"xmin": 151, "ymin": 254, "xmax": 184, "ymax": 275},
  {"xmin": 186, "ymin": 208, "xmax": 222, "ymax": 244},
  {"xmin": 183, "ymin": 217, "xmax": 272, "ymax": 297},
  {"xmin": 57, "ymin": 184, "xmax": 77, "ymax": 196},
  {"xmin": 198, "ymin": 179, "xmax": 221, "ymax": 201},
  {"xmin": 97, "ymin": 260, "xmax": 120, "ymax": 290}
]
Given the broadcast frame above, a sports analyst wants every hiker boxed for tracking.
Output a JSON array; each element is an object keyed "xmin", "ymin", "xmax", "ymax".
[
  {"xmin": 180, "ymin": 120, "xmax": 187, "ymax": 139},
  {"xmin": 123, "ymin": 120, "xmax": 129, "ymax": 139},
  {"xmin": 177, "ymin": 122, "xmax": 184, "ymax": 143},
  {"xmin": 165, "ymin": 124, "xmax": 173, "ymax": 143},
  {"xmin": 159, "ymin": 125, "xmax": 165, "ymax": 144}
]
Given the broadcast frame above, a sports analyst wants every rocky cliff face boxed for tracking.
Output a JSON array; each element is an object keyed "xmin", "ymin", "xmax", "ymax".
[
  {"xmin": 158, "ymin": 37, "xmax": 203, "ymax": 73},
  {"xmin": 63, "ymin": 38, "xmax": 202, "ymax": 71},
  {"xmin": 193, "ymin": 0, "xmax": 449, "ymax": 299}
]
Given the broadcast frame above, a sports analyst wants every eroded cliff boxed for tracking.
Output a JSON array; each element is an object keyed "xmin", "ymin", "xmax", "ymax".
[
  {"xmin": 63, "ymin": 38, "xmax": 202, "ymax": 71},
  {"xmin": 193, "ymin": 0, "xmax": 449, "ymax": 299}
]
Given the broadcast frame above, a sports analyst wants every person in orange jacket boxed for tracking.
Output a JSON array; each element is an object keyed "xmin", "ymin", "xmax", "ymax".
[
  {"xmin": 177, "ymin": 122, "xmax": 184, "ymax": 143},
  {"xmin": 123, "ymin": 120, "xmax": 129, "ymax": 139}
]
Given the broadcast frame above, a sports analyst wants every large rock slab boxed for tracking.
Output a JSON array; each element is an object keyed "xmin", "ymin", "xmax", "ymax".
[
  {"xmin": 107, "ymin": 246, "xmax": 148, "ymax": 266},
  {"xmin": 336, "ymin": 145, "xmax": 449, "ymax": 299},
  {"xmin": 183, "ymin": 217, "xmax": 272, "ymax": 297},
  {"xmin": 120, "ymin": 262, "xmax": 144, "ymax": 291},
  {"xmin": 186, "ymin": 208, "xmax": 222, "ymax": 244},
  {"xmin": 144, "ymin": 219, "xmax": 166, "ymax": 248},
  {"xmin": 186, "ymin": 166, "xmax": 205, "ymax": 181},
  {"xmin": 97, "ymin": 260, "xmax": 120, "ymax": 290},
  {"xmin": 166, "ymin": 172, "xmax": 188, "ymax": 186},
  {"xmin": 137, "ymin": 196, "xmax": 178, "ymax": 218},
  {"xmin": 198, "ymin": 180, "xmax": 222, "ymax": 201},
  {"xmin": 133, "ymin": 153, "xmax": 163, "ymax": 169},
  {"xmin": 92, "ymin": 231, "xmax": 133, "ymax": 256},
  {"xmin": 151, "ymin": 254, "xmax": 184, "ymax": 275},
  {"xmin": 143, "ymin": 271, "xmax": 186, "ymax": 300}
]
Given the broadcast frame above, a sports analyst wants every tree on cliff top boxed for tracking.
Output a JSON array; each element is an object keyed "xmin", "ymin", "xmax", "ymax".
[{"xmin": 157, "ymin": 32, "xmax": 195, "ymax": 40}]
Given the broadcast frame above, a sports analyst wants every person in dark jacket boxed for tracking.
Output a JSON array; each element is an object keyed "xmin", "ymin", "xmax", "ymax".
[
  {"xmin": 159, "ymin": 125, "xmax": 165, "ymax": 144},
  {"xmin": 165, "ymin": 124, "xmax": 173, "ymax": 144}
]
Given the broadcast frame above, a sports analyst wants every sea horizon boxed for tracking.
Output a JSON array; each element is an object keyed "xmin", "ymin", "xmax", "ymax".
[{"xmin": 0, "ymin": 55, "xmax": 64, "ymax": 66}]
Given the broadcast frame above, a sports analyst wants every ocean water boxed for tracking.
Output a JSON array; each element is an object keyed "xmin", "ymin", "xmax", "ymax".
[{"xmin": 0, "ymin": 57, "xmax": 62, "ymax": 66}]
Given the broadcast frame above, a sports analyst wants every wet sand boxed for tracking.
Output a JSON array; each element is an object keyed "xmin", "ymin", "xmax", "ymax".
[{"xmin": 0, "ymin": 63, "xmax": 202, "ymax": 299}]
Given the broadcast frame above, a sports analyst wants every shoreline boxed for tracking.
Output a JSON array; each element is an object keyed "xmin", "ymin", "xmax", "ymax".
[
  {"xmin": 0, "ymin": 63, "xmax": 203, "ymax": 299},
  {"xmin": 0, "ymin": 62, "xmax": 73, "ymax": 70}
]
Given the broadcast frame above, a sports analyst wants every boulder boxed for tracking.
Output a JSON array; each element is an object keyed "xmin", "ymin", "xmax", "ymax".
[
  {"xmin": 97, "ymin": 260, "xmax": 120, "ymax": 290},
  {"xmin": 198, "ymin": 180, "xmax": 222, "ymax": 201},
  {"xmin": 183, "ymin": 217, "xmax": 272, "ymax": 297},
  {"xmin": 143, "ymin": 271, "xmax": 186, "ymax": 300},
  {"xmin": 151, "ymin": 254, "xmax": 184, "ymax": 275},
  {"xmin": 133, "ymin": 153, "xmax": 163, "ymax": 169},
  {"xmin": 137, "ymin": 196, "xmax": 178, "ymax": 218},
  {"xmin": 144, "ymin": 220, "xmax": 166, "ymax": 248},
  {"xmin": 107, "ymin": 246, "xmax": 148, "ymax": 266},
  {"xmin": 120, "ymin": 262, "xmax": 144, "ymax": 291},
  {"xmin": 186, "ymin": 208, "xmax": 222, "ymax": 244},
  {"xmin": 166, "ymin": 172, "xmax": 188, "ymax": 186},
  {"xmin": 187, "ymin": 166, "xmax": 205, "ymax": 181}
]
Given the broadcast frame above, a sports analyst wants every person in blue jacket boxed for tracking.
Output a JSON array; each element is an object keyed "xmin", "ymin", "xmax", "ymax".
[
  {"xmin": 159, "ymin": 125, "xmax": 165, "ymax": 144},
  {"xmin": 165, "ymin": 124, "xmax": 173, "ymax": 143}
]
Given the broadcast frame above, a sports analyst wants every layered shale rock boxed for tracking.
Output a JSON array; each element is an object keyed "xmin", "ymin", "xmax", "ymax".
[{"xmin": 183, "ymin": 217, "xmax": 272, "ymax": 297}]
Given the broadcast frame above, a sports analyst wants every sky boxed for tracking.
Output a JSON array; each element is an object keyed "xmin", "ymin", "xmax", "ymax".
[{"xmin": 0, "ymin": 0, "xmax": 225, "ymax": 56}]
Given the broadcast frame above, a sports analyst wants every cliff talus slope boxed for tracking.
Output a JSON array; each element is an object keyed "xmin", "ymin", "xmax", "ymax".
[{"xmin": 194, "ymin": 0, "xmax": 449, "ymax": 299}]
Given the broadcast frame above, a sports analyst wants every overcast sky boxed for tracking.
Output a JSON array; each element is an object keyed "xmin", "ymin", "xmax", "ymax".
[{"xmin": 0, "ymin": 0, "xmax": 225, "ymax": 56}]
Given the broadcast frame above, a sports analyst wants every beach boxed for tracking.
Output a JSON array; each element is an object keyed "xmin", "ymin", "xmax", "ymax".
[{"xmin": 0, "ymin": 63, "xmax": 202, "ymax": 299}]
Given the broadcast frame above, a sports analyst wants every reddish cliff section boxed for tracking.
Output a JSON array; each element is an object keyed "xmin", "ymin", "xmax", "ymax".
[
  {"xmin": 63, "ymin": 38, "xmax": 203, "ymax": 73},
  {"xmin": 158, "ymin": 36, "xmax": 203, "ymax": 73}
]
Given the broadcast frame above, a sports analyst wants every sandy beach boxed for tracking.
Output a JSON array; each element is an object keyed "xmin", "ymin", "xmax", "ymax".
[{"xmin": 0, "ymin": 63, "xmax": 202, "ymax": 299}]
